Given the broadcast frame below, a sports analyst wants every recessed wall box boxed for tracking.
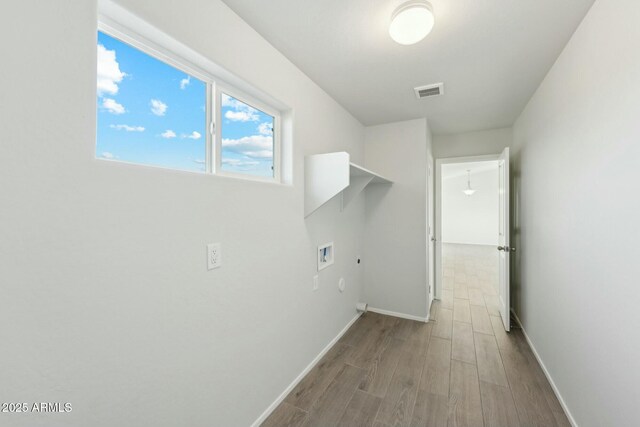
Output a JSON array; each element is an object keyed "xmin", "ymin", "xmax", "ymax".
[{"xmin": 318, "ymin": 242, "xmax": 334, "ymax": 271}]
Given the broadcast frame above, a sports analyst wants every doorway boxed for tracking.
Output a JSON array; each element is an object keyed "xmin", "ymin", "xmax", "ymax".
[{"xmin": 435, "ymin": 151, "xmax": 511, "ymax": 331}]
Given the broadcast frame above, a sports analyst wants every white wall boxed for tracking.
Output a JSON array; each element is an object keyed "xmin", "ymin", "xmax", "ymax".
[
  {"xmin": 511, "ymin": 0, "xmax": 640, "ymax": 425},
  {"xmin": 0, "ymin": 1, "xmax": 369, "ymax": 426},
  {"xmin": 442, "ymin": 165, "xmax": 499, "ymax": 245},
  {"xmin": 433, "ymin": 127, "xmax": 511, "ymax": 159},
  {"xmin": 363, "ymin": 119, "xmax": 432, "ymax": 319}
]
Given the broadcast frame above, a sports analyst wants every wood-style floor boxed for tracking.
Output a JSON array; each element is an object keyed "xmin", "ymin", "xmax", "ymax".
[{"xmin": 262, "ymin": 244, "xmax": 570, "ymax": 427}]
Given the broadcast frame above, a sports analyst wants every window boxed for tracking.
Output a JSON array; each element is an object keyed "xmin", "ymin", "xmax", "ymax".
[
  {"xmin": 96, "ymin": 29, "xmax": 281, "ymax": 182},
  {"xmin": 96, "ymin": 32, "xmax": 207, "ymax": 173},
  {"xmin": 220, "ymin": 93, "xmax": 276, "ymax": 178}
]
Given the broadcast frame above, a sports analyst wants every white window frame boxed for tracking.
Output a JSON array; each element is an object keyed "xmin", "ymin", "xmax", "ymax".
[{"xmin": 97, "ymin": 16, "xmax": 282, "ymax": 184}]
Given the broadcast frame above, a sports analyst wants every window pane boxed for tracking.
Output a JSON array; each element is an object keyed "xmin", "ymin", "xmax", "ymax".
[
  {"xmin": 220, "ymin": 93, "xmax": 274, "ymax": 177},
  {"xmin": 96, "ymin": 31, "xmax": 206, "ymax": 173}
]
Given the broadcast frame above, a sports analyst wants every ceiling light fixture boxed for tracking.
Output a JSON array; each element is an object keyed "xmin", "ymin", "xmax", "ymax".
[
  {"xmin": 389, "ymin": 1, "xmax": 435, "ymax": 45},
  {"xmin": 463, "ymin": 170, "xmax": 476, "ymax": 196}
]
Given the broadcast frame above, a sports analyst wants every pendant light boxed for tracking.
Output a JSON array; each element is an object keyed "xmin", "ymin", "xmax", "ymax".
[
  {"xmin": 389, "ymin": 1, "xmax": 435, "ymax": 45},
  {"xmin": 463, "ymin": 170, "xmax": 476, "ymax": 196}
]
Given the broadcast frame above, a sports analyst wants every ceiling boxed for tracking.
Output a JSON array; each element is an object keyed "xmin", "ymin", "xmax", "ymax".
[
  {"xmin": 221, "ymin": 0, "xmax": 595, "ymax": 134},
  {"xmin": 442, "ymin": 160, "xmax": 498, "ymax": 180}
]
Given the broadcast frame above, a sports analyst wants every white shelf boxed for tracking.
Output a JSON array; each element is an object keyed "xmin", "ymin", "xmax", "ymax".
[
  {"xmin": 304, "ymin": 152, "xmax": 392, "ymax": 217},
  {"xmin": 349, "ymin": 163, "xmax": 392, "ymax": 184}
]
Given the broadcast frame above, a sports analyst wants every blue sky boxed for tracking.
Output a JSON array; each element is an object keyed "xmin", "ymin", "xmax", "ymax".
[{"xmin": 96, "ymin": 31, "xmax": 274, "ymax": 177}]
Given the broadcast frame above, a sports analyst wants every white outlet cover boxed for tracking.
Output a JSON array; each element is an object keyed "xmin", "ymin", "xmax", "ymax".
[
  {"xmin": 338, "ymin": 278, "xmax": 345, "ymax": 292},
  {"xmin": 313, "ymin": 275, "xmax": 319, "ymax": 291},
  {"xmin": 207, "ymin": 243, "xmax": 221, "ymax": 270}
]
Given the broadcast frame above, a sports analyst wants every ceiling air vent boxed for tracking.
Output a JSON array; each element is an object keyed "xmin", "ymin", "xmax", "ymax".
[{"xmin": 414, "ymin": 83, "xmax": 444, "ymax": 99}]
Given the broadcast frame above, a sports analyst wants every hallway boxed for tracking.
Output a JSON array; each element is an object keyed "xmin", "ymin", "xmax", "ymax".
[
  {"xmin": 440, "ymin": 243, "xmax": 501, "ymax": 321},
  {"xmin": 263, "ymin": 244, "xmax": 569, "ymax": 426}
]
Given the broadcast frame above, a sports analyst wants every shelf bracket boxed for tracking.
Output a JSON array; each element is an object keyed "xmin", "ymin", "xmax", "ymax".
[{"xmin": 342, "ymin": 175, "xmax": 374, "ymax": 209}]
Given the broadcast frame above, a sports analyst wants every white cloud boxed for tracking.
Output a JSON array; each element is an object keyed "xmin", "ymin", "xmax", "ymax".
[
  {"xmin": 102, "ymin": 98, "xmax": 125, "ymax": 115},
  {"xmin": 150, "ymin": 99, "xmax": 167, "ymax": 116},
  {"xmin": 97, "ymin": 44, "xmax": 125, "ymax": 96},
  {"xmin": 222, "ymin": 135, "xmax": 273, "ymax": 159},
  {"xmin": 222, "ymin": 159, "xmax": 259, "ymax": 167},
  {"xmin": 258, "ymin": 122, "xmax": 273, "ymax": 135},
  {"xmin": 110, "ymin": 124, "xmax": 145, "ymax": 132},
  {"xmin": 160, "ymin": 130, "xmax": 177, "ymax": 139},
  {"xmin": 241, "ymin": 150, "xmax": 274, "ymax": 159},
  {"xmin": 225, "ymin": 110, "xmax": 259, "ymax": 122},
  {"xmin": 193, "ymin": 159, "xmax": 206, "ymax": 164},
  {"xmin": 180, "ymin": 76, "xmax": 191, "ymax": 89},
  {"xmin": 101, "ymin": 152, "xmax": 115, "ymax": 159},
  {"xmin": 182, "ymin": 131, "xmax": 201, "ymax": 140},
  {"xmin": 221, "ymin": 93, "xmax": 241, "ymax": 108},
  {"xmin": 221, "ymin": 93, "xmax": 260, "ymax": 122}
]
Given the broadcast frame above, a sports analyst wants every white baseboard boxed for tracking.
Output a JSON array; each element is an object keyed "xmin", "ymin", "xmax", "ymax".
[
  {"xmin": 367, "ymin": 306, "xmax": 428, "ymax": 323},
  {"xmin": 250, "ymin": 312, "xmax": 362, "ymax": 427},
  {"xmin": 510, "ymin": 310, "xmax": 578, "ymax": 427}
]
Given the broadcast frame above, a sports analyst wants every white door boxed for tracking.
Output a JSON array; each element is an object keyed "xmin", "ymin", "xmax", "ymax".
[
  {"xmin": 498, "ymin": 147, "xmax": 511, "ymax": 331},
  {"xmin": 427, "ymin": 158, "xmax": 435, "ymax": 318}
]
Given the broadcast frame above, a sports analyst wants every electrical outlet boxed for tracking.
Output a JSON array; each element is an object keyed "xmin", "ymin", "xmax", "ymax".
[
  {"xmin": 207, "ymin": 243, "xmax": 222, "ymax": 270},
  {"xmin": 313, "ymin": 275, "xmax": 319, "ymax": 291}
]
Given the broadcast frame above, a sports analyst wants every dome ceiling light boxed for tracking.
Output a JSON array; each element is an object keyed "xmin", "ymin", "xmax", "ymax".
[{"xmin": 389, "ymin": 1, "xmax": 435, "ymax": 45}]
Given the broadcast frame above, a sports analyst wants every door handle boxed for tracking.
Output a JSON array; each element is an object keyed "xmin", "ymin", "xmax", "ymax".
[
  {"xmin": 431, "ymin": 237, "xmax": 436, "ymax": 242},
  {"xmin": 510, "ymin": 247, "xmax": 516, "ymax": 252},
  {"xmin": 498, "ymin": 246, "xmax": 516, "ymax": 252},
  {"xmin": 497, "ymin": 246, "xmax": 504, "ymax": 251}
]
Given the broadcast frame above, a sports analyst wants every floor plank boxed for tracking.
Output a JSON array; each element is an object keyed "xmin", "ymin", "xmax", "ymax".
[
  {"xmin": 467, "ymin": 288, "xmax": 485, "ymax": 306},
  {"xmin": 411, "ymin": 391, "xmax": 450, "ymax": 427},
  {"xmin": 489, "ymin": 315, "xmax": 514, "ymax": 352},
  {"xmin": 483, "ymin": 295, "xmax": 501, "ymax": 317},
  {"xmin": 403, "ymin": 320, "xmax": 432, "ymax": 356},
  {"xmin": 262, "ymin": 402, "xmax": 308, "ymax": 427},
  {"xmin": 285, "ymin": 343, "xmax": 354, "ymax": 410},
  {"xmin": 443, "ymin": 276, "xmax": 455, "ymax": 290},
  {"xmin": 429, "ymin": 300, "xmax": 440, "ymax": 322},
  {"xmin": 474, "ymin": 333, "xmax": 508, "ymax": 387},
  {"xmin": 454, "ymin": 271, "xmax": 467, "ymax": 283},
  {"xmin": 374, "ymin": 350, "xmax": 424, "ymax": 427},
  {"xmin": 479, "ymin": 381, "xmax": 520, "ymax": 427},
  {"xmin": 448, "ymin": 359, "xmax": 484, "ymax": 427},
  {"xmin": 359, "ymin": 337, "xmax": 405, "ymax": 397},
  {"xmin": 442, "ymin": 289, "xmax": 454, "ymax": 309},
  {"xmin": 469, "ymin": 305, "xmax": 493, "ymax": 335},
  {"xmin": 339, "ymin": 312, "xmax": 381, "ymax": 347},
  {"xmin": 420, "ymin": 336, "xmax": 451, "ymax": 397},
  {"xmin": 508, "ymin": 378, "xmax": 558, "ymax": 427},
  {"xmin": 499, "ymin": 336, "xmax": 557, "ymax": 427},
  {"xmin": 390, "ymin": 317, "xmax": 414, "ymax": 340},
  {"xmin": 552, "ymin": 410, "xmax": 572, "ymax": 427},
  {"xmin": 454, "ymin": 284, "xmax": 469, "ymax": 300},
  {"xmin": 303, "ymin": 364, "xmax": 366, "ymax": 427},
  {"xmin": 453, "ymin": 298, "xmax": 472, "ymax": 323},
  {"xmin": 452, "ymin": 321, "xmax": 476, "ymax": 365},
  {"xmin": 432, "ymin": 308, "xmax": 453, "ymax": 340},
  {"xmin": 350, "ymin": 317, "xmax": 393, "ymax": 369},
  {"xmin": 337, "ymin": 389, "xmax": 382, "ymax": 427},
  {"xmin": 510, "ymin": 328, "xmax": 570, "ymax": 426}
]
